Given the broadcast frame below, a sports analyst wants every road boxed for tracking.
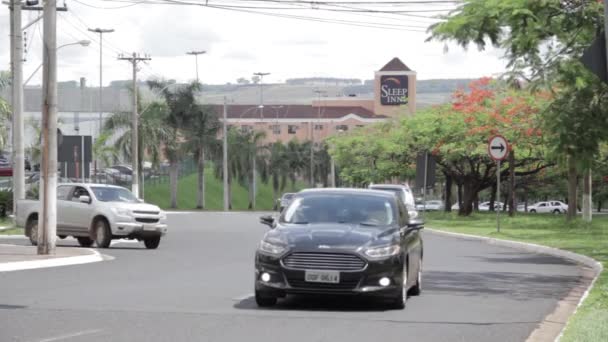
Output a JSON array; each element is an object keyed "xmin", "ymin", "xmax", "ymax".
[{"xmin": 0, "ymin": 212, "xmax": 584, "ymax": 342}]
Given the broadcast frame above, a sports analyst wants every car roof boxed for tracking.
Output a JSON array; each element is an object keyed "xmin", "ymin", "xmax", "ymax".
[
  {"xmin": 58, "ymin": 183, "xmax": 126, "ymax": 190},
  {"xmin": 298, "ymin": 188, "xmax": 397, "ymax": 199},
  {"xmin": 369, "ymin": 184, "xmax": 410, "ymax": 190}
]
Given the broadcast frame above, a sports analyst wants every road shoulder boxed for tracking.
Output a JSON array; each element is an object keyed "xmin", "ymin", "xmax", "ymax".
[
  {"xmin": 427, "ymin": 228, "xmax": 603, "ymax": 342},
  {"xmin": 0, "ymin": 243, "xmax": 104, "ymax": 272}
]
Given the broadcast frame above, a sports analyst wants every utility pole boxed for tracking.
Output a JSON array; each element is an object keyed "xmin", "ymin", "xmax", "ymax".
[
  {"xmin": 79, "ymin": 77, "xmax": 85, "ymax": 183},
  {"xmin": 223, "ymin": 97, "xmax": 229, "ymax": 211},
  {"xmin": 39, "ymin": 0, "xmax": 58, "ymax": 255},
  {"xmin": 252, "ymin": 72, "xmax": 269, "ymax": 208},
  {"xmin": 10, "ymin": 0, "xmax": 25, "ymax": 217},
  {"xmin": 118, "ymin": 53, "xmax": 151, "ymax": 198},
  {"xmin": 88, "ymin": 27, "xmax": 114, "ymax": 172},
  {"xmin": 186, "ymin": 50, "xmax": 206, "ymax": 84}
]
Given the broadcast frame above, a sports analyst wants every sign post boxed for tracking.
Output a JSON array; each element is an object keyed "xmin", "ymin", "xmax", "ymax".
[{"xmin": 488, "ymin": 135, "xmax": 510, "ymax": 233}]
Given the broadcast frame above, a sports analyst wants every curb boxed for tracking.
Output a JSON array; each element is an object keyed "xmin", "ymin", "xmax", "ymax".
[
  {"xmin": 0, "ymin": 247, "xmax": 104, "ymax": 273},
  {"xmin": 427, "ymin": 228, "xmax": 603, "ymax": 342}
]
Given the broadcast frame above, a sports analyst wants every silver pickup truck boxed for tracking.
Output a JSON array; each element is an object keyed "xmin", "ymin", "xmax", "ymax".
[{"xmin": 16, "ymin": 183, "xmax": 168, "ymax": 249}]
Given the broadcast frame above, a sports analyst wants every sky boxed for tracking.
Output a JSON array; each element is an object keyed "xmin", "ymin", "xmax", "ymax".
[{"xmin": 0, "ymin": 0, "xmax": 508, "ymax": 87}]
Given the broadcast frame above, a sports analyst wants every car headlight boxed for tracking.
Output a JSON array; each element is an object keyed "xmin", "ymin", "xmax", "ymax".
[
  {"xmin": 159, "ymin": 211, "xmax": 167, "ymax": 220},
  {"xmin": 111, "ymin": 207, "xmax": 131, "ymax": 216},
  {"xmin": 259, "ymin": 240, "xmax": 287, "ymax": 256},
  {"xmin": 364, "ymin": 244, "xmax": 401, "ymax": 259},
  {"xmin": 408, "ymin": 210, "xmax": 419, "ymax": 219}
]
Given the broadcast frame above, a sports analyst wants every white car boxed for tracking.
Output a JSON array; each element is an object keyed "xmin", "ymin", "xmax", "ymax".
[
  {"xmin": 416, "ymin": 200, "xmax": 444, "ymax": 211},
  {"xmin": 451, "ymin": 201, "xmax": 503, "ymax": 211},
  {"xmin": 16, "ymin": 183, "xmax": 168, "ymax": 249},
  {"xmin": 527, "ymin": 201, "xmax": 568, "ymax": 214},
  {"xmin": 369, "ymin": 184, "xmax": 419, "ymax": 218}
]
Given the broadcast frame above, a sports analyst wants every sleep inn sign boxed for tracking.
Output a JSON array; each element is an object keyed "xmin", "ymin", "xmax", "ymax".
[{"xmin": 380, "ymin": 75, "xmax": 409, "ymax": 105}]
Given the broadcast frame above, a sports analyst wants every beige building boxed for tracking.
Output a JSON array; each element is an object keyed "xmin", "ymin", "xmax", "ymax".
[{"xmin": 219, "ymin": 57, "xmax": 416, "ymax": 144}]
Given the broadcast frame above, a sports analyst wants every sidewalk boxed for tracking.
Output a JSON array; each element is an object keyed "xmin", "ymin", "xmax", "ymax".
[{"xmin": 0, "ymin": 243, "xmax": 104, "ymax": 272}]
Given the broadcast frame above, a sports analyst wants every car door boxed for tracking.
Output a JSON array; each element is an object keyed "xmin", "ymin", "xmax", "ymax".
[
  {"xmin": 537, "ymin": 202, "xmax": 548, "ymax": 213},
  {"xmin": 64, "ymin": 186, "xmax": 95, "ymax": 235},
  {"xmin": 55, "ymin": 185, "xmax": 73, "ymax": 232},
  {"xmin": 398, "ymin": 200, "xmax": 420, "ymax": 288}
]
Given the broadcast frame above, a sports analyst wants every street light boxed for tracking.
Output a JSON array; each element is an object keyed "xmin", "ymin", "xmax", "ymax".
[
  {"xmin": 23, "ymin": 40, "xmax": 91, "ymax": 86},
  {"xmin": 88, "ymin": 27, "xmax": 114, "ymax": 172},
  {"xmin": 186, "ymin": 50, "xmax": 206, "ymax": 84}
]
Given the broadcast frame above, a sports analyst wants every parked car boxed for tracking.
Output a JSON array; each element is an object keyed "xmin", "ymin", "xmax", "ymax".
[
  {"xmin": 278, "ymin": 193, "xmax": 295, "ymax": 212},
  {"xmin": 416, "ymin": 200, "xmax": 444, "ymax": 211},
  {"xmin": 479, "ymin": 201, "xmax": 504, "ymax": 212},
  {"xmin": 255, "ymin": 189, "xmax": 423, "ymax": 309},
  {"xmin": 369, "ymin": 184, "xmax": 418, "ymax": 218},
  {"xmin": 527, "ymin": 201, "xmax": 568, "ymax": 214},
  {"xmin": 16, "ymin": 183, "xmax": 168, "ymax": 249}
]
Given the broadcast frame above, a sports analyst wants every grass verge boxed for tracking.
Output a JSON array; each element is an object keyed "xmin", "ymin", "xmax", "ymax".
[
  {"xmin": 144, "ymin": 168, "xmax": 306, "ymax": 210},
  {"xmin": 425, "ymin": 211, "xmax": 608, "ymax": 342}
]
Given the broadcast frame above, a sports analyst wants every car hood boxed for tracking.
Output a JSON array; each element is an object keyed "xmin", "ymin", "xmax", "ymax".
[
  {"xmin": 109, "ymin": 202, "xmax": 161, "ymax": 213},
  {"xmin": 266, "ymin": 223, "xmax": 396, "ymax": 250}
]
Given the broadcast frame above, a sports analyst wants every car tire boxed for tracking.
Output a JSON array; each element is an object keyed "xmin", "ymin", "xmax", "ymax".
[
  {"xmin": 77, "ymin": 237, "xmax": 94, "ymax": 247},
  {"xmin": 94, "ymin": 218, "xmax": 112, "ymax": 248},
  {"xmin": 27, "ymin": 218, "xmax": 38, "ymax": 246},
  {"xmin": 390, "ymin": 262, "xmax": 407, "ymax": 309},
  {"xmin": 553, "ymin": 209, "xmax": 561, "ymax": 214},
  {"xmin": 58, "ymin": 235, "xmax": 67, "ymax": 240},
  {"xmin": 529, "ymin": 209, "xmax": 536, "ymax": 213},
  {"xmin": 144, "ymin": 236, "xmax": 161, "ymax": 249},
  {"xmin": 408, "ymin": 261, "xmax": 422, "ymax": 296},
  {"xmin": 255, "ymin": 290, "xmax": 277, "ymax": 307}
]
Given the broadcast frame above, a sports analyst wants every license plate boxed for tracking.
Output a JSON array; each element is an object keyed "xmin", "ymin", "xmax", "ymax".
[
  {"xmin": 143, "ymin": 224, "xmax": 157, "ymax": 231},
  {"xmin": 305, "ymin": 270, "xmax": 340, "ymax": 283}
]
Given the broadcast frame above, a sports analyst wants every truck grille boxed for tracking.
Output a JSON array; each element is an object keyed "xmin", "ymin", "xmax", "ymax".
[
  {"xmin": 282, "ymin": 252, "xmax": 366, "ymax": 271},
  {"xmin": 135, "ymin": 217, "xmax": 159, "ymax": 223}
]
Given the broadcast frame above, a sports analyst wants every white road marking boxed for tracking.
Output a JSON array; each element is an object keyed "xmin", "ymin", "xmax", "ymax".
[
  {"xmin": 37, "ymin": 329, "xmax": 102, "ymax": 342},
  {"xmin": 0, "ymin": 249, "xmax": 104, "ymax": 273}
]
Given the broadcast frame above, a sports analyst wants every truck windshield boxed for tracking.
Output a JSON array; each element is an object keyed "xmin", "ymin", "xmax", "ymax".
[{"xmin": 91, "ymin": 187, "xmax": 138, "ymax": 203}]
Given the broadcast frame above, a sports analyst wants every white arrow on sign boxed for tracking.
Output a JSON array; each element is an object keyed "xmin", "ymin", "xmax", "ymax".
[{"xmin": 488, "ymin": 135, "xmax": 509, "ymax": 161}]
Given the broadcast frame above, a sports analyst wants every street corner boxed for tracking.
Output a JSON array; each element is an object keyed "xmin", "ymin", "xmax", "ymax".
[{"xmin": 0, "ymin": 243, "xmax": 104, "ymax": 273}]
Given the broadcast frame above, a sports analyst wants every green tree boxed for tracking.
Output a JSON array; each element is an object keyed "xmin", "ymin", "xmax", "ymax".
[
  {"xmin": 0, "ymin": 71, "xmax": 11, "ymax": 150},
  {"xmin": 429, "ymin": 0, "xmax": 608, "ymax": 219},
  {"xmin": 259, "ymin": 141, "xmax": 289, "ymax": 208},
  {"xmin": 285, "ymin": 140, "xmax": 308, "ymax": 191},
  {"xmin": 92, "ymin": 131, "xmax": 118, "ymax": 167},
  {"xmin": 182, "ymin": 104, "xmax": 221, "ymax": 209}
]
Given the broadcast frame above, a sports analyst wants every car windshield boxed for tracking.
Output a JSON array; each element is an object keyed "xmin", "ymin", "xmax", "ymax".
[
  {"xmin": 281, "ymin": 193, "xmax": 396, "ymax": 226},
  {"xmin": 91, "ymin": 187, "xmax": 138, "ymax": 203},
  {"xmin": 282, "ymin": 194, "xmax": 294, "ymax": 200}
]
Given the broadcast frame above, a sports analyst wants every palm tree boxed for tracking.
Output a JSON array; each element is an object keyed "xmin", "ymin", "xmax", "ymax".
[
  {"xmin": 104, "ymin": 100, "xmax": 171, "ymax": 176},
  {"xmin": 285, "ymin": 140, "xmax": 307, "ymax": 191},
  {"xmin": 314, "ymin": 143, "xmax": 332, "ymax": 187},
  {"xmin": 147, "ymin": 80, "xmax": 199, "ymax": 209},
  {"xmin": 92, "ymin": 131, "xmax": 118, "ymax": 167},
  {"xmin": 238, "ymin": 129, "xmax": 266, "ymax": 210},
  {"xmin": 211, "ymin": 127, "xmax": 244, "ymax": 210},
  {"xmin": 0, "ymin": 71, "xmax": 11, "ymax": 150},
  {"xmin": 259, "ymin": 141, "xmax": 289, "ymax": 209},
  {"xmin": 182, "ymin": 104, "xmax": 221, "ymax": 209}
]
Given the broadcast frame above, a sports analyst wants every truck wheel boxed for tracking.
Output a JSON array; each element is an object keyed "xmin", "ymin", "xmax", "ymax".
[
  {"xmin": 27, "ymin": 218, "xmax": 38, "ymax": 246},
  {"xmin": 94, "ymin": 219, "xmax": 112, "ymax": 248},
  {"xmin": 77, "ymin": 237, "xmax": 94, "ymax": 247},
  {"xmin": 144, "ymin": 236, "xmax": 161, "ymax": 249}
]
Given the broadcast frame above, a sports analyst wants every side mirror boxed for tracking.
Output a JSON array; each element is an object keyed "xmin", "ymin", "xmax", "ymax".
[
  {"xmin": 79, "ymin": 195, "xmax": 91, "ymax": 204},
  {"xmin": 407, "ymin": 218, "xmax": 424, "ymax": 230},
  {"xmin": 259, "ymin": 215, "xmax": 275, "ymax": 228}
]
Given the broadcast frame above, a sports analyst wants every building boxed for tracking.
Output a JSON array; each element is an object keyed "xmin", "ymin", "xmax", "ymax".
[{"xmin": 220, "ymin": 57, "xmax": 416, "ymax": 144}]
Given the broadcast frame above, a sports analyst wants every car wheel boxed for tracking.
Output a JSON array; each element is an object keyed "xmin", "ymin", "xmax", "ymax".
[
  {"xmin": 58, "ymin": 235, "xmax": 67, "ymax": 240},
  {"xmin": 390, "ymin": 262, "xmax": 407, "ymax": 309},
  {"xmin": 408, "ymin": 260, "xmax": 422, "ymax": 296},
  {"xmin": 27, "ymin": 218, "xmax": 38, "ymax": 246},
  {"xmin": 255, "ymin": 290, "xmax": 277, "ymax": 307},
  {"xmin": 144, "ymin": 236, "xmax": 161, "ymax": 249},
  {"xmin": 553, "ymin": 209, "xmax": 561, "ymax": 214},
  {"xmin": 94, "ymin": 219, "xmax": 112, "ymax": 248},
  {"xmin": 529, "ymin": 209, "xmax": 536, "ymax": 213},
  {"xmin": 76, "ymin": 237, "xmax": 94, "ymax": 247}
]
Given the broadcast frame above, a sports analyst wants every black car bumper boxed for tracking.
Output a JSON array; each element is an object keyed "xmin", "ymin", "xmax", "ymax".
[{"xmin": 255, "ymin": 252, "xmax": 404, "ymax": 298}]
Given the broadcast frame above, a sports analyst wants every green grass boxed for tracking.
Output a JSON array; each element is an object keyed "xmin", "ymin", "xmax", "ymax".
[
  {"xmin": 0, "ymin": 227, "xmax": 23, "ymax": 235},
  {"xmin": 144, "ymin": 168, "xmax": 306, "ymax": 210},
  {"xmin": 426, "ymin": 212, "xmax": 608, "ymax": 342}
]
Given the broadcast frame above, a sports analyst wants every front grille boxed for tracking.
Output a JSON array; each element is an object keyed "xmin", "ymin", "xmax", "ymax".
[
  {"xmin": 133, "ymin": 210, "xmax": 160, "ymax": 215},
  {"xmin": 284, "ymin": 271, "xmax": 361, "ymax": 290},
  {"xmin": 136, "ymin": 217, "xmax": 159, "ymax": 223},
  {"xmin": 282, "ymin": 252, "xmax": 366, "ymax": 271}
]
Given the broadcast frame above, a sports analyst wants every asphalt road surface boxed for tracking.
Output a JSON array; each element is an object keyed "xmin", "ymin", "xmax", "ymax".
[{"xmin": 0, "ymin": 212, "xmax": 584, "ymax": 342}]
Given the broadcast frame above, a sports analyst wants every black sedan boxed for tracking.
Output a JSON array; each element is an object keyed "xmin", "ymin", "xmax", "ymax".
[{"xmin": 255, "ymin": 188, "xmax": 424, "ymax": 309}]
